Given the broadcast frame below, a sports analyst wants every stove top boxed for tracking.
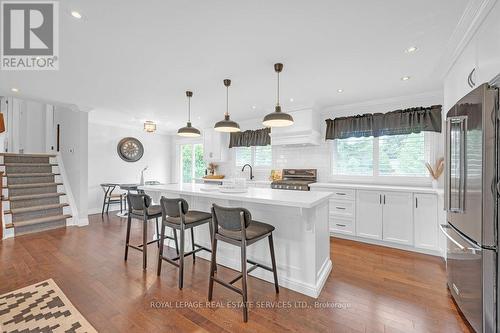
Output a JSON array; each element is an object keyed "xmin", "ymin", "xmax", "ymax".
[{"xmin": 271, "ymin": 169, "xmax": 317, "ymax": 191}]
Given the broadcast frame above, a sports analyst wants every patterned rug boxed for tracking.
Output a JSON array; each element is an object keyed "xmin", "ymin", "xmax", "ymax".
[{"xmin": 0, "ymin": 279, "xmax": 97, "ymax": 333}]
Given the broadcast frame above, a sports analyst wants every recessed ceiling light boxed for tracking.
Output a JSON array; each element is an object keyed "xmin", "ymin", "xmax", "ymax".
[
  {"xmin": 337, "ymin": 89, "xmax": 344, "ymax": 93},
  {"xmin": 401, "ymin": 76, "xmax": 411, "ymax": 81},
  {"xmin": 405, "ymin": 46, "xmax": 418, "ymax": 53},
  {"xmin": 251, "ymin": 105, "xmax": 256, "ymax": 109},
  {"xmin": 71, "ymin": 11, "xmax": 82, "ymax": 19},
  {"xmin": 11, "ymin": 88, "xmax": 19, "ymax": 93},
  {"xmin": 289, "ymin": 98, "xmax": 294, "ymax": 102}
]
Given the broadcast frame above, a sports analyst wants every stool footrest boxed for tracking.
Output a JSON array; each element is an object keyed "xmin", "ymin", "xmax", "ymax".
[
  {"xmin": 170, "ymin": 244, "xmax": 210, "ymax": 261},
  {"xmin": 212, "ymin": 276, "xmax": 243, "ymax": 295}
]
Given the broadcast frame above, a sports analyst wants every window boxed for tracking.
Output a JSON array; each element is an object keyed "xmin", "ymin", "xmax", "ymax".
[
  {"xmin": 234, "ymin": 145, "xmax": 272, "ymax": 168},
  {"xmin": 332, "ymin": 132, "xmax": 432, "ymax": 178},
  {"xmin": 180, "ymin": 143, "xmax": 204, "ymax": 183}
]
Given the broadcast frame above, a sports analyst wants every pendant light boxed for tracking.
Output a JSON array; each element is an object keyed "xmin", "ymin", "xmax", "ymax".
[
  {"xmin": 177, "ymin": 91, "xmax": 201, "ymax": 137},
  {"xmin": 144, "ymin": 121, "xmax": 157, "ymax": 133},
  {"xmin": 262, "ymin": 63, "xmax": 294, "ymax": 127},
  {"xmin": 214, "ymin": 79, "xmax": 240, "ymax": 132}
]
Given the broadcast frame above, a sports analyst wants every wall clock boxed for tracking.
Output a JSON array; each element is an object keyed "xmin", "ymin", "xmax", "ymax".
[{"xmin": 117, "ymin": 137, "xmax": 144, "ymax": 162}]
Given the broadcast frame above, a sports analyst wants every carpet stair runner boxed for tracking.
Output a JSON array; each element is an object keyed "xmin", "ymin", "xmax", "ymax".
[{"xmin": 1, "ymin": 153, "xmax": 71, "ymax": 236}]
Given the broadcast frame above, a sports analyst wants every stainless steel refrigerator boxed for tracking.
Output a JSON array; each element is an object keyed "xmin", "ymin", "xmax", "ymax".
[{"xmin": 442, "ymin": 83, "xmax": 499, "ymax": 332}]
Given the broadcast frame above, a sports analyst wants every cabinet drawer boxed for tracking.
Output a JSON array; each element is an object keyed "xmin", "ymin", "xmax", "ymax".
[
  {"xmin": 330, "ymin": 199, "xmax": 354, "ymax": 217},
  {"xmin": 329, "ymin": 188, "xmax": 355, "ymax": 201},
  {"xmin": 330, "ymin": 216, "xmax": 354, "ymax": 235}
]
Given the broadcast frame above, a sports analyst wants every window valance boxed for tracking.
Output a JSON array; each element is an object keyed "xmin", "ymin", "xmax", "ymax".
[
  {"xmin": 229, "ymin": 128, "xmax": 271, "ymax": 148},
  {"xmin": 325, "ymin": 105, "xmax": 442, "ymax": 140}
]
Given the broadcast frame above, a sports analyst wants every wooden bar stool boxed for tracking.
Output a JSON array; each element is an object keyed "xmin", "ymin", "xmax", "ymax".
[
  {"xmin": 124, "ymin": 193, "xmax": 179, "ymax": 270},
  {"xmin": 157, "ymin": 197, "xmax": 212, "ymax": 289},
  {"xmin": 208, "ymin": 204, "xmax": 279, "ymax": 322}
]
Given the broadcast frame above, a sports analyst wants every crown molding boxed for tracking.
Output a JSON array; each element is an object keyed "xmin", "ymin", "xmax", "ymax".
[
  {"xmin": 435, "ymin": 0, "xmax": 498, "ymax": 79},
  {"xmin": 320, "ymin": 90, "xmax": 443, "ymax": 116}
]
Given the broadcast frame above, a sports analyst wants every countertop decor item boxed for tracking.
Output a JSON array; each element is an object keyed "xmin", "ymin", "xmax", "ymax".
[
  {"xmin": 117, "ymin": 137, "xmax": 144, "ymax": 162},
  {"xmin": 203, "ymin": 175, "xmax": 225, "ymax": 179},
  {"xmin": 144, "ymin": 121, "xmax": 156, "ymax": 133},
  {"xmin": 426, "ymin": 157, "xmax": 444, "ymax": 189},
  {"xmin": 262, "ymin": 63, "xmax": 294, "ymax": 127},
  {"xmin": 214, "ymin": 79, "xmax": 240, "ymax": 132},
  {"xmin": 178, "ymin": 90, "xmax": 201, "ymax": 137},
  {"xmin": 207, "ymin": 162, "xmax": 218, "ymax": 175},
  {"xmin": 270, "ymin": 169, "xmax": 283, "ymax": 181}
]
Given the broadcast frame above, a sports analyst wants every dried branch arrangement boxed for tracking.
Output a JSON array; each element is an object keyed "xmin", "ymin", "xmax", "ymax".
[{"xmin": 425, "ymin": 157, "xmax": 444, "ymax": 180}]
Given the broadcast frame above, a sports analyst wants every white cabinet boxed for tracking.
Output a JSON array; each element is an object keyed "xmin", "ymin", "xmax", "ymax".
[
  {"xmin": 311, "ymin": 184, "xmax": 441, "ymax": 256},
  {"xmin": 382, "ymin": 192, "xmax": 413, "ymax": 245},
  {"xmin": 203, "ymin": 129, "xmax": 229, "ymax": 162},
  {"xmin": 475, "ymin": 2, "xmax": 500, "ymax": 85},
  {"xmin": 414, "ymin": 193, "xmax": 438, "ymax": 251},
  {"xmin": 356, "ymin": 190, "xmax": 413, "ymax": 245},
  {"xmin": 356, "ymin": 190, "xmax": 383, "ymax": 240}
]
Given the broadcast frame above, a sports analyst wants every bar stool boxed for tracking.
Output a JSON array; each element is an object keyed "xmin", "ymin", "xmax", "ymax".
[
  {"xmin": 100, "ymin": 183, "xmax": 126, "ymax": 216},
  {"xmin": 157, "ymin": 197, "xmax": 212, "ymax": 289},
  {"xmin": 208, "ymin": 204, "xmax": 279, "ymax": 322},
  {"xmin": 124, "ymin": 193, "xmax": 179, "ymax": 270}
]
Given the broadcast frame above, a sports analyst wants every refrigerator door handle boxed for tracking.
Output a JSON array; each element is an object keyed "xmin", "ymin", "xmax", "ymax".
[
  {"xmin": 440, "ymin": 224, "xmax": 465, "ymax": 251},
  {"xmin": 445, "ymin": 119, "xmax": 450, "ymax": 211}
]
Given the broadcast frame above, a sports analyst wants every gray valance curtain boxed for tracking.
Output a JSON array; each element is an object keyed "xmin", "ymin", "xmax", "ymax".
[
  {"xmin": 229, "ymin": 128, "xmax": 271, "ymax": 148},
  {"xmin": 325, "ymin": 105, "xmax": 442, "ymax": 140}
]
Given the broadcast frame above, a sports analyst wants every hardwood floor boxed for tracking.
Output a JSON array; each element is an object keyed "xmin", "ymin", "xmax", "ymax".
[{"xmin": 0, "ymin": 213, "xmax": 472, "ymax": 332}]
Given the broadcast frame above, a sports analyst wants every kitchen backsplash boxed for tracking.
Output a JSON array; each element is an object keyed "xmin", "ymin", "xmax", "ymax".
[{"xmin": 215, "ymin": 142, "xmax": 331, "ymax": 182}]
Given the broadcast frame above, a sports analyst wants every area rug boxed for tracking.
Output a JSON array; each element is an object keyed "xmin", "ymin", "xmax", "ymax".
[{"xmin": 0, "ymin": 279, "xmax": 97, "ymax": 333}]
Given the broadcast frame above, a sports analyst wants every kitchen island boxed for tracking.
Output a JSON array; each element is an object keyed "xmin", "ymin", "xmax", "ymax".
[{"xmin": 140, "ymin": 183, "xmax": 332, "ymax": 298}]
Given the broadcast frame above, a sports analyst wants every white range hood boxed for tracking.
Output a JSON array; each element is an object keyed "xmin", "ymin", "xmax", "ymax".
[{"xmin": 270, "ymin": 109, "xmax": 321, "ymax": 146}]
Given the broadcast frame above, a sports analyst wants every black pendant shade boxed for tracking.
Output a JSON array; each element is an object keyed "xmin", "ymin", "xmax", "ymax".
[
  {"xmin": 178, "ymin": 91, "xmax": 201, "ymax": 137},
  {"xmin": 262, "ymin": 63, "xmax": 294, "ymax": 128},
  {"xmin": 214, "ymin": 79, "xmax": 240, "ymax": 132}
]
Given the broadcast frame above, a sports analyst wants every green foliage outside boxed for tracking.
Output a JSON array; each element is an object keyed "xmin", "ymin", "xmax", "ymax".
[{"xmin": 182, "ymin": 144, "xmax": 205, "ymax": 183}]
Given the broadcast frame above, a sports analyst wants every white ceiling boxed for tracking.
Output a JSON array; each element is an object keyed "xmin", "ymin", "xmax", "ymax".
[{"xmin": 0, "ymin": 0, "xmax": 469, "ymax": 133}]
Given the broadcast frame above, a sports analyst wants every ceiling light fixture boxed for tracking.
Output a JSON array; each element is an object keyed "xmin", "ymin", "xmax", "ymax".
[
  {"xmin": 11, "ymin": 88, "xmax": 19, "ymax": 93},
  {"xmin": 252, "ymin": 105, "xmax": 257, "ymax": 109},
  {"xmin": 289, "ymin": 98, "xmax": 294, "ymax": 102},
  {"xmin": 214, "ymin": 79, "xmax": 240, "ymax": 132},
  {"xmin": 401, "ymin": 76, "xmax": 411, "ymax": 81},
  {"xmin": 262, "ymin": 63, "xmax": 294, "ymax": 128},
  {"xmin": 71, "ymin": 11, "xmax": 82, "ymax": 19},
  {"xmin": 144, "ymin": 121, "xmax": 156, "ymax": 133},
  {"xmin": 405, "ymin": 46, "xmax": 418, "ymax": 53},
  {"xmin": 178, "ymin": 91, "xmax": 201, "ymax": 137},
  {"xmin": 337, "ymin": 89, "xmax": 344, "ymax": 93}
]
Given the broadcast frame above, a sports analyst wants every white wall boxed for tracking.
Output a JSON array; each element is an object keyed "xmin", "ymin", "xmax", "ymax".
[
  {"xmin": 88, "ymin": 122, "xmax": 172, "ymax": 214},
  {"xmin": 54, "ymin": 106, "xmax": 89, "ymax": 225}
]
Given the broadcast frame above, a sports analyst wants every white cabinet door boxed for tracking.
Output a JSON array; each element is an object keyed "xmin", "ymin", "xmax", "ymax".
[
  {"xmin": 414, "ymin": 193, "xmax": 438, "ymax": 251},
  {"xmin": 382, "ymin": 191, "xmax": 413, "ymax": 245},
  {"xmin": 356, "ymin": 190, "xmax": 382, "ymax": 240},
  {"xmin": 203, "ymin": 129, "xmax": 228, "ymax": 162},
  {"xmin": 476, "ymin": 2, "xmax": 500, "ymax": 85}
]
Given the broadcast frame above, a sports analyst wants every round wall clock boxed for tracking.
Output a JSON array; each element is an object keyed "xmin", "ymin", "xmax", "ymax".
[{"xmin": 117, "ymin": 137, "xmax": 144, "ymax": 162}]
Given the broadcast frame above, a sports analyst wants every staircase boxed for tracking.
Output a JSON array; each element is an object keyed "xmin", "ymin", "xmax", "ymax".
[{"xmin": 1, "ymin": 153, "xmax": 72, "ymax": 236}]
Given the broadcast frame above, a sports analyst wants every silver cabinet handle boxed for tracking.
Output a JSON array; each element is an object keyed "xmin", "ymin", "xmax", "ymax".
[
  {"xmin": 335, "ymin": 223, "xmax": 346, "ymax": 227},
  {"xmin": 383, "ymin": 195, "xmax": 386, "ymax": 205},
  {"xmin": 415, "ymin": 197, "xmax": 418, "ymax": 208},
  {"xmin": 335, "ymin": 192, "xmax": 346, "ymax": 195},
  {"xmin": 335, "ymin": 206, "xmax": 346, "ymax": 210},
  {"xmin": 379, "ymin": 194, "xmax": 381, "ymax": 204}
]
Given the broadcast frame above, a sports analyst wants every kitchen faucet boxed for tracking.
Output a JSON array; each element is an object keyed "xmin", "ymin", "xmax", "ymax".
[{"xmin": 241, "ymin": 164, "xmax": 254, "ymax": 180}]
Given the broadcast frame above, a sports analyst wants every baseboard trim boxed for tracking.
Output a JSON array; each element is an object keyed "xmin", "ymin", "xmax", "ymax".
[{"xmin": 331, "ymin": 233, "xmax": 442, "ymax": 257}]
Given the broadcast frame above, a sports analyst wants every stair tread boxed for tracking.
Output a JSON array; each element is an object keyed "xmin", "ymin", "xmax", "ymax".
[
  {"xmin": 3, "ymin": 173, "xmax": 60, "ymax": 177},
  {"xmin": 0, "ymin": 153, "xmax": 57, "ymax": 157},
  {"xmin": 13, "ymin": 214, "xmax": 72, "ymax": 227},
  {"xmin": 3, "ymin": 192, "xmax": 66, "ymax": 201},
  {"xmin": 6, "ymin": 182, "xmax": 63, "ymax": 189},
  {"xmin": 0, "ymin": 163, "xmax": 58, "ymax": 166},
  {"xmin": 5, "ymin": 203, "xmax": 69, "ymax": 215}
]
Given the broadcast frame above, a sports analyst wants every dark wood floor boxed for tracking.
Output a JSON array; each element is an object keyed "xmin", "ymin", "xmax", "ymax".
[{"xmin": 0, "ymin": 213, "xmax": 472, "ymax": 332}]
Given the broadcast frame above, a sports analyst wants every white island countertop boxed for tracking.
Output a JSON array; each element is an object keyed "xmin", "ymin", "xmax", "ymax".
[{"xmin": 139, "ymin": 183, "xmax": 331, "ymax": 208}]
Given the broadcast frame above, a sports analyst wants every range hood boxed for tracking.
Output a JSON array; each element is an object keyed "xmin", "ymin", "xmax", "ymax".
[{"xmin": 270, "ymin": 109, "xmax": 321, "ymax": 146}]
